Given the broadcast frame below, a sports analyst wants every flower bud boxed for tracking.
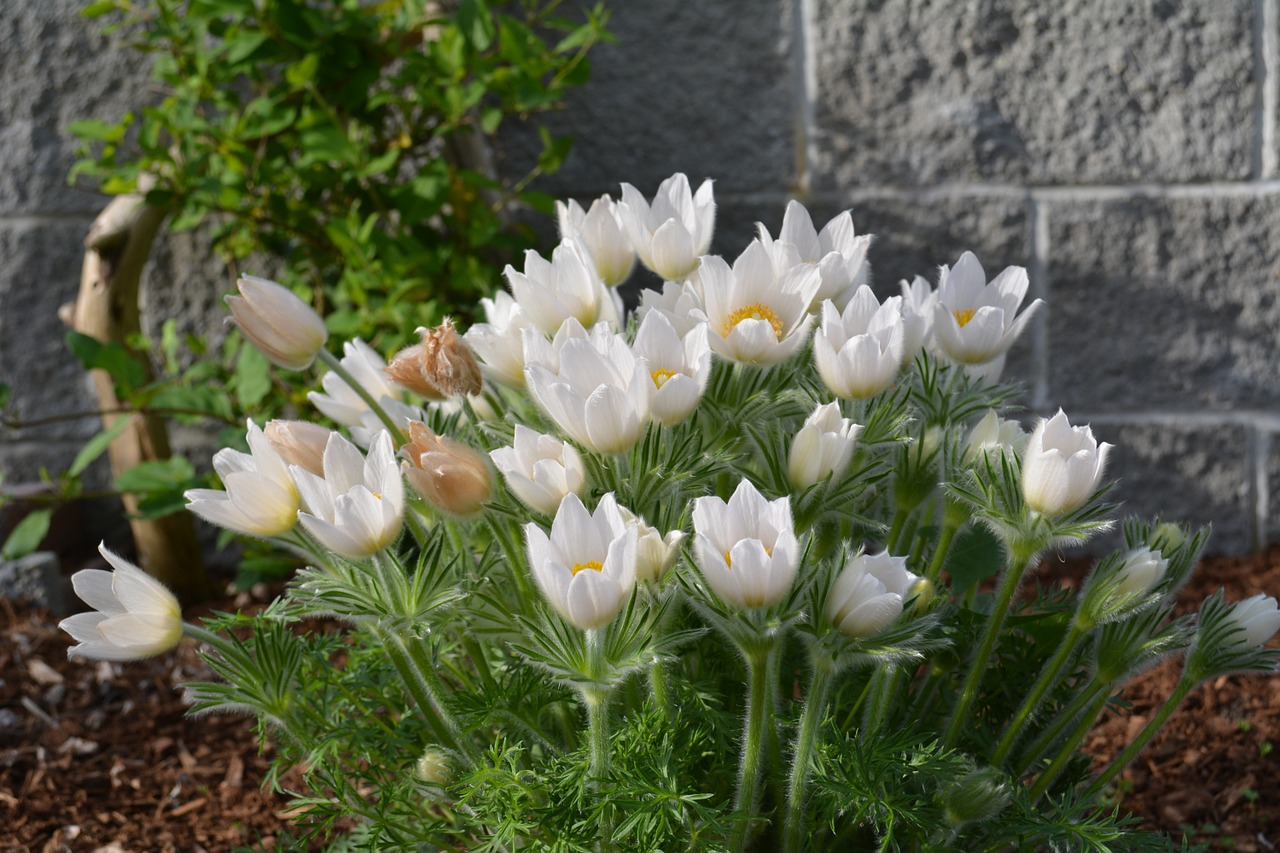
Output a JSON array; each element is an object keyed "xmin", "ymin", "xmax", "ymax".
[
  {"xmin": 1149, "ymin": 522, "xmax": 1185, "ymax": 556},
  {"xmin": 1020, "ymin": 409, "xmax": 1110, "ymax": 515},
  {"xmin": 788, "ymin": 402, "xmax": 860, "ymax": 490},
  {"xmin": 226, "ymin": 275, "xmax": 328, "ymax": 370},
  {"xmin": 963, "ymin": 410, "xmax": 1025, "ymax": 465},
  {"xmin": 401, "ymin": 422, "xmax": 493, "ymax": 518},
  {"xmin": 1111, "ymin": 547, "xmax": 1167, "ymax": 600},
  {"xmin": 939, "ymin": 768, "xmax": 1010, "ymax": 828},
  {"xmin": 263, "ymin": 419, "xmax": 332, "ymax": 477},
  {"xmin": 908, "ymin": 577, "xmax": 936, "ymax": 612},
  {"xmin": 419, "ymin": 319, "xmax": 484, "ymax": 397},
  {"xmin": 826, "ymin": 551, "xmax": 920, "ymax": 638},
  {"xmin": 385, "ymin": 343, "xmax": 446, "ymax": 400},
  {"xmin": 619, "ymin": 508, "xmax": 685, "ymax": 584},
  {"xmin": 415, "ymin": 751, "xmax": 452, "ymax": 786},
  {"xmin": 1228, "ymin": 594, "xmax": 1280, "ymax": 648}
]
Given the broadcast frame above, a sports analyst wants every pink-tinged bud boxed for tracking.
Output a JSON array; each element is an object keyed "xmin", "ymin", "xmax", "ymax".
[
  {"xmin": 263, "ymin": 419, "xmax": 332, "ymax": 477},
  {"xmin": 226, "ymin": 275, "xmax": 328, "ymax": 370},
  {"xmin": 400, "ymin": 422, "xmax": 492, "ymax": 518}
]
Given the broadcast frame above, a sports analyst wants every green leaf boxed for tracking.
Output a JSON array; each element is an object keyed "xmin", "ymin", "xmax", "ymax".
[
  {"xmin": 114, "ymin": 457, "xmax": 197, "ymax": 493},
  {"xmin": 81, "ymin": 0, "xmax": 120, "ymax": 19},
  {"xmin": 69, "ymin": 418, "xmax": 133, "ymax": 478},
  {"xmin": 2, "ymin": 509, "xmax": 52, "ymax": 560},
  {"xmin": 946, "ymin": 524, "xmax": 1006, "ymax": 593},
  {"xmin": 234, "ymin": 343, "xmax": 271, "ymax": 410},
  {"xmin": 457, "ymin": 0, "xmax": 495, "ymax": 51},
  {"xmin": 65, "ymin": 332, "xmax": 146, "ymax": 391},
  {"xmin": 66, "ymin": 118, "xmax": 126, "ymax": 143},
  {"xmin": 285, "ymin": 53, "xmax": 321, "ymax": 88}
]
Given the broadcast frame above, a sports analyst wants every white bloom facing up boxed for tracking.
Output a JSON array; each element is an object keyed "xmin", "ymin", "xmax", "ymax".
[
  {"xmin": 827, "ymin": 550, "xmax": 922, "ymax": 639},
  {"xmin": 692, "ymin": 479, "xmax": 799, "ymax": 610},
  {"xmin": 525, "ymin": 493, "xmax": 638, "ymax": 630},
  {"xmin": 557, "ymin": 195, "xmax": 636, "ymax": 286},
  {"xmin": 757, "ymin": 200, "xmax": 873, "ymax": 309},
  {"xmin": 695, "ymin": 241, "xmax": 820, "ymax": 366},
  {"xmin": 932, "ymin": 252, "xmax": 1043, "ymax": 366},
  {"xmin": 60, "ymin": 544, "xmax": 183, "ymax": 661},
  {"xmin": 617, "ymin": 173, "xmax": 715, "ymax": 281},
  {"xmin": 524, "ymin": 321, "xmax": 652, "ymax": 454},
  {"xmin": 293, "ymin": 430, "xmax": 405, "ymax": 559},
  {"xmin": 226, "ymin": 275, "xmax": 329, "ymax": 370},
  {"xmin": 789, "ymin": 402, "xmax": 861, "ymax": 490},
  {"xmin": 308, "ymin": 339, "xmax": 421, "ymax": 443},
  {"xmin": 1227, "ymin": 594, "xmax": 1280, "ymax": 648},
  {"xmin": 812, "ymin": 287, "xmax": 906, "ymax": 399},
  {"xmin": 185, "ymin": 420, "xmax": 301, "ymax": 538},
  {"xmin": 490, "ymin": 424, "xmax": 587, "ymax": 516},
  {"xmin": 637, "ymin": 280, "xmax": 706, "ymax": 338},
  {"xmin": 465, "ymin": 291, "xmax": 535, "ymax": 389},
  {"xmin": 963, "ymin": 410, "xmax": 1026, "ymax": 466},
  {"xmin": 1021, "ymin": 410, "xmax": 1111, "ymax": 516},
  {"xmin": 632, "ymin": 310, "xmax": 711, "ymax": 426},
  {"xmin": 505, "ymin": 242, "xmax": 620, "ymax": 337},
  {"xmin": 619, "ymin": 507, "xmax": 686, "ymax": 584}
]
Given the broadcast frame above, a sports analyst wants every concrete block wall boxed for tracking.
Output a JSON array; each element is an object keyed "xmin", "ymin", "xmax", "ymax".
[{"xmin": 4, "ymin": 0, "xmax": 1280, "ymax": 553}]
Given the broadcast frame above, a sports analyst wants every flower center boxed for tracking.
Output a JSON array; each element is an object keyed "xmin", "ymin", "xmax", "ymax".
[
  {"xmin": 571, "ymin": 560, "xmax": 604, "ymax": 575},
  {"xmin": 651, "ymin": 368, "xmax": 676, "ymax": 389},
  {"xmin": 724, "ymin": 303, "xmax": 784, "ymax": 340},
  {"xmin": 953, "ymin": 308, "xmax": 977, "ymax": 328},
  {"xmin": 723, "ymin": 544, "xmax": 772, "ymax": 568}
]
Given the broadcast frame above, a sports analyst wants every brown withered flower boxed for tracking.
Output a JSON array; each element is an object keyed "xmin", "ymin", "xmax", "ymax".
[{"xmin": 385, "ymin": 319, "xmax": 483, "ymax": 400}]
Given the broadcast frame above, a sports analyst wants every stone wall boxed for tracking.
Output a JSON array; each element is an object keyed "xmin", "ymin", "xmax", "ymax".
[{"xmin": 3, "ymin": 0, "xmax": 1278, "ymax": 553}]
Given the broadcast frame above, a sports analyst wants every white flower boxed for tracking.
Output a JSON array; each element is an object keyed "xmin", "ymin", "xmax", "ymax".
[
  {"xmin": 617, "ymin": 173, "xmax": 715, "ymax": 281},
  {"xmin": 1020, "ymin": 410, "xmax": 1111, "ymax": 516},
  {"xmin": 524, "ymin": 322, "xmax": 651, "ymax": 454},
  {"xmin": 963, "ymin": 410, "xmax": 1026, "ymax": 465},
  {"xmin": 505, "ymin": 242, "xmax": 621, "ymax": 337},
  {"xmin": 185, "ymin": 420, "xmax": 300, "ymax": 538},
  {"xmin": 826, "ymin": 550, "xmax": 921, "ymax": 638},
  {"xmin": 1227, "ymin": 594, "xmax": 1280, "ymax": 647},
  {"xmin": 1111, "ymin": 547, "xmax": 1168, "ymax": 599},
  {"xmin": 632, "ymin": 311, "xmax": 711, "ymax": 426},
  {"xmin": 293, "ymin": 431, "xmax": 405, "ymax": 558},
  {"xmin": 263, "ymin": 419, "xmax": 332, "ymax": 477},
  {"xmin": 60, "ymin": 544, "xmax": 183, "ymax": 661},
  {"xmin": 617, "ymin": 507, "xmax": 685, "ymax": 584},
  {"xmin": 691, "ymin": 480, "xmax": 799, "ymax": 609},
  {"xmin": 525, "ymin": 493, "xmax": 638, "ymax": 629},
  {"xmin": 899, "ymin": 275, "xmax": 935, "ymax": 365},
  {"xmin": 932, "ymin": 252, "xmax": 1043, "ymax": 366},
  {"xmin": 757, "ymin": 200, "xmax": 873, "ymax": 309},
  {"xmin": 307, "ymin": 339, "xmax": 420, "ymax": 443},
  {"xmin": 788, "ymin": 402, "xmax": 861, "ymax": 489},
  {"xmin": 490, "ymin": 424, "xmax": 587, "ymax": 516},
  {"xmin": 226, "ymin": 275, "xmax": 328, "ymax": 370},
  {"xmin": 695, "ymin": 241, "xmax": 820, "ymax": 365},
  {"xmin": 465, "ymin": 291, "xmax": 535, "ymax": 389},
  {"xmin": 812, "ymin": 288, "xmax": 906, "ymax": 399},
  {"xmin": 637, "ymin": 280, "xmax": 706, "ymax": 338},
  {"xmin": 557, "ymin": 195, "xmax": 636, "ymax": 286}
]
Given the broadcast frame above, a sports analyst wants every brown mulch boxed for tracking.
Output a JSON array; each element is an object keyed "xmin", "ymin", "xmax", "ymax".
[{"xmin": 3, "ymin": 551, "xmax": 1280, "ymax": 852}]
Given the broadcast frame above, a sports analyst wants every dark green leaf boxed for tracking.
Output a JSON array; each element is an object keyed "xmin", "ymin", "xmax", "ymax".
[
  {"xmin": 457, "ymin": 0, "xmax": 495, "ymax": 51},
  {"xmin": 114, "ymin": 457, "xmax": 197, "ymax": 494},
  {"xmin": 946, "ymin": 523, "xmax": 1006, "ymax": 593},
  {"xmin": 65, "ymin": 332, "xmax": 146, "ymax": 391},
  {"xmin": 2, "ymin": 509, "xmax": 52, "ymax": 560},
  {"xmin": 68, "ymin": 418, "xmax": 133, "ymax": 478}
]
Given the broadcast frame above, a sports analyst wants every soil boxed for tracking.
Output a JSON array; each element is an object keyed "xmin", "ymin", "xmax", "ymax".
[{"xmin": 3, "ymin": 550, "xmax": 1280, "ymax": 852}]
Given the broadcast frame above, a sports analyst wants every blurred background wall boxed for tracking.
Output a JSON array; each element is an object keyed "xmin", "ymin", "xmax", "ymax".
[{"xmin": 2, "ymin": 0, "xmax": 1278, "ymax": 553}]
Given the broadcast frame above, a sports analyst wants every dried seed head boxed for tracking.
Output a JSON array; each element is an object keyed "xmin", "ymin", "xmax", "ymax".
[{"xmin": 419, "ymin": 319, "xmax": 483, "ymax": 398}]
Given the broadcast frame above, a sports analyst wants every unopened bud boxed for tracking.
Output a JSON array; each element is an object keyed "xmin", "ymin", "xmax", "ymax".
[
  {"xmin": 226, "ymin": 275, "xmax": 328, "ymax": 370},
  {"xmin": 401, "ymin": 421, "xmax": 492, "ymax": 518},
  {"xmin": 939, "ymin": 768, "xmax": 1010, "ymax": 828},
  {"xmin": 416, "ymin": 750, "xmax": 452, "ymax": 786},
  {"xmin": 908, "ymin": 577, "xmax": 936, "ymax": 612},
  {"xmin": 263, "ymin": 419, "xmax": 331, "ymax": 477},
  {"xmin": 1149, "ymin": 522, "xmax": 1185, "ymax": 556}
]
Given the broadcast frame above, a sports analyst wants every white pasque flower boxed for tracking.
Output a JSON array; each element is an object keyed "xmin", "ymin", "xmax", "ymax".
[
  {"xmin": 307, "ymin": 339, "xmax": 421, "ymax": 445},
  {"xmin": 826, "ymin": 550, "xmax": 922, "ymax": 639},
  {"xmin": 757, "ymin": 200, "xmax": 873, "ymax": 309},
  {"xmin": 490, "ymin": 424, "xmax": 587, "ymax": 516},
  {"xmin": 617, "ymin": 173, "xmax": 715, "ymax": 281},
  {"xmin": 226, "ymin": 274, "xmax": 328, "ymax": 370},
  {"xmin": 525, "ymin": 493, "xmax": 638, "ymax": 629},
  {"xmin": 293, "ymin": 430, "xmax": 405, "ymax": 558},
  {"xmin": 695, "ymin": 241, "xmax": 820, "ymax": 365},
  {"xmin": 60, "ymin": 544, "xmax": 183, "ymax": 661},
  {"xmin": 1111, "ymin": 547, "xmax": 1168, "ymax": 599},
  {"xmin": 618, "ymin": 507, "xmax": 685, "ymax": 584},
  {"xmin": 932, "ymin": 252, "xmax": 1043, "ymax": 366},
  {"xmin": 637, "ymin": 280, "xmax": 706, "ymax": 338},
  {"xmin": 465, "ymin": 291, "xmax": 535, "ymax": 389},
  {"xmin": 524, "ymin": 321, "xmax": 651, "ymax": 454},
  {"xmin": 1226, "ymin": 594, "xmax": 1280, "ymax": 647},
  {"xmin": 185, "ymin": 420, "xmax": 300, "ymax": 538},
  {"xmin": 962, "ymin": 410, "xmax": 1026, "ymax": 465},
  {"xmin": 692, "ymin": 479, "xmax": 799, "ymax": 610},
  {"xmin": 789, "ymin": 401, "xmax": 861, "ymax": 490},
  {"xmin": 812, "ymin": 287, "xmax": 906, "ymax": 399},
  {"xmin": 557, "ymin": 195, "xmax": 636, "ymax": 287},
  {"xmin": 632, "ymin": 310, "xmax": 711, "ymax": 426},
  {"xmin": 899, "ymin": 275, "xmax": 935, "ymax": 365},
  {"xmin": 505, "ymin": 241, "xmax": 621, "ymax": 337},
  {"xmin": 1020, "ymin": 410, "xmax": 1111, "ymax": 516}
]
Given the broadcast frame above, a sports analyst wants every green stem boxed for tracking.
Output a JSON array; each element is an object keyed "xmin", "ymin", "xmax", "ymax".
[
  {"xmin": 1083, "ymin": 672, "xmax": 1198, "ymax": 798},
  {"xmin": 885, "ymin": 507, "xmax": 910, "ymax": 553},
  {"xmin": 923, "ymin": 513, "xmax": 962, "ymax": 588},
  {"xmin": 862, "ymin": 665, "xmax": 900, "ymax": 735},
  {"xmin": 650, "ymin": 660, "xmax": 672, "ymax": 722},
  {"xmin": 732, "ymin": 642, "xmax": 776, "ymax": 853},
  {"xmin": 1027, "ymin": 688, "xmax": 1111, "ymax": 801},
  {"xmin": 382, "ymin": 633, "xmax": 455, "ymax": 748},
  {"xmin": 783, "ymin": 661, "xmax": 833, "ymax": 853},
  {"xmin": 942, "ymin": 544, "xmax": 1040, "ymax": 749},
  {"xmin": 316, "ymin": 348, "xmax": 407, "ymax": 444},
  {"xmin": 1014, "ymin": 677, "xmax": 1109, "ymax": 776},
  {"xmin": 584, "ymin": 628, "xmax": 613, "ymax": 851},
  {"xmin": 991, "ymin": 622, "xmax": 1087, "ymax": 767}
]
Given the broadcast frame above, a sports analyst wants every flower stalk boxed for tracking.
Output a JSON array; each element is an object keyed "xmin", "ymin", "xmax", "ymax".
[
  {"xmin": 732, "ymin": 640, "xmax": 778, "ymax": 853},
  {"xmin": 316, "ymin": 348, "xmax": 407, "ymax": 444},
  {"xmin": 784, "ymin": 658, "xmax": 833, "ymax": 853}
]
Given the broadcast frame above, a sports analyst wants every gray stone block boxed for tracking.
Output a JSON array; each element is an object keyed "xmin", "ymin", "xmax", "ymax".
[
  {"xmin": 501, "ymin": 0, "xmax": 796, "ymax": 197},
  {"xmin": 0, "ymin": 552, "xmax": 67, "ymax": 612},
  {"xmin": 813, "ymin": 0, "xmax": 1254, "ymax": 187},
  {"xmin": 1046, "ymin": 195, "xmax": 1280, "ymax": 412},
  {"xmin": 0, "ymin": 1, "xmax": 153, "ymax": 214}
]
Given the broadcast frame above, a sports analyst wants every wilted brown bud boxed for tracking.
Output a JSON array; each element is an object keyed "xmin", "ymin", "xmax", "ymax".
[
  {"xmin": 385, "ymin": 319, "xmax": 483, "ymax": 400},
  {"xmin": 263, "ymin": 419, "xmax": 332, "ymax": 477},
  {"xmin": 385, "ymin": 343, "xmax": 446, "ymax": 401},
  {"xmin": 400, "ymin": 421, "xmax": 492, "ymax": 518}
]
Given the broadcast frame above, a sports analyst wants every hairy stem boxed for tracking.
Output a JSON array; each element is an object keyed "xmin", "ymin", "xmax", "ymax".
[
  {"xmin": 783, "ymin": 660, "xmax": 833, "ymax": 853},
  {"xmin": 732, "ymin": 642, "xmax": 777, "ymax": 853},
  {"xmin": 1083, "ymin": 672, "xmax": 1197, "ymax": 798},
  {"xmin": 991, "ymin": 622, "xmax": 1087, "ymax": 767},
  {"xmin": 316, "ymin": 348, "xmax": 406, "ymax": 444}
]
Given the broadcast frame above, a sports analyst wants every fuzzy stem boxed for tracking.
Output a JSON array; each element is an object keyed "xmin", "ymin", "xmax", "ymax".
[
  {"xmin": 885, "ymin": 507, "xmax": 911, "ymax": 554},
  {"xmin": 942, "ymin": 544, "xmax": 1040, "ymax": 749},
  {"xmin": 783, "ymin": 660, "xmax": 833, "ymax": 853},
  {"xmin": 584, "ymin": 628, "xmax": 614, "ymax": 850},
  {"xmin": 650, "ymin": 660, "xmax": 672, "ymax": 722},
  {"xmin": 923, "ymin": 511, "xmax": 962, "ymax": 588},
  {"xmin": 991, "ymin": 621, "xmax": 1087, "ymax": 767},
  {"xmin": 1083, "ymin": 672, "xmax": 1198, "ymax": 798},
  {"xmin": 382, "ymin": 633, "xmax": 455, "ymax": 749},
  {"xmin": 732, "ymin": 642, "xmax": 776, "ymax": 853},
  {"xmin": 316, "ymin": 348, "xmax": 406, "ymax": 444},
  {"xmin": 401, "ymin": 634, "xmax": 480, "ymax": 764},
  {"xmin": 1027, "ymin": 687, "xmax": 1111, "ymax": 801},
  {"xmin": 1014, "ymin": 676, "xmax": 1109, "ymax": 776},
  {"xmin": 862, "ymin": 665, "xmax": 900, "ymax": 735}
]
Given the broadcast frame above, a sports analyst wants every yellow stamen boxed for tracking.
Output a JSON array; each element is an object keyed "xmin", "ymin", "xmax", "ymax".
[
  {"xmin": 723, "ymin": 545, "xmax": 771, "ymax": 569},
  {"xmin": 953, "ymin": 308, "xmax": 977, "ymax": 328},
  {"xmin": 571, "ymin": 560, "xmax": 604, "ymax": 575},
  {"xmin": 651, "ymin": 368, "xmax": 676, "ymax": 389},
  {"xmin": 724, "ymin": 303, "xmax": 784, "ymax": 341}
]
